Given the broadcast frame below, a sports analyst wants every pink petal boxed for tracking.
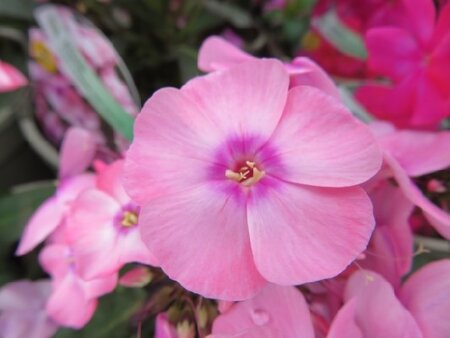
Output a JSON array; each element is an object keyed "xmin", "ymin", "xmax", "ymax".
[
  {"xmin": 197, "ymin": 36, "xmax": 254, "ymax": 72},
  {"xmin": 139, "ymin": 182, "xmax": 266, "ymax": 301},
  {"xmin": 96, "ymin": 160, "xmax": 130, "ymax": 205},
  {"xmin": 288, "ymin": 57, "xmax": 340, "ymax": 99},
  {"xmin": 183, "ymin": 59, "xmax": 288, "ymax": 148},
  {"xmin": 365, "ymin": 27, "xmax": 421, "ymax": 81},
  {"xmin": 399, "ymin": 259, "xmax": 450, "ymax": 338},
  {"xmin": 46, "ymin": 275, "xmax": 97, "ymax": 329},
  {"xmin": 119, "ymin": 267, "xmax": 152, "ymax": 288},
  {"xmin": 247, "ymin": 177, "xmax": 375, "ymax": 285},
  {"xmin": 154, "ymin": 313, "xmax": 178, "ymax": 338},
  {"xmin": 66, "ymin": 189, "xmax": 121, "ymax": 280},
  {"xmin": 0, "ymin": 61, "xmax": 27, "ymax": 92},
  {"xmin": 384, "ymin": 153, "xmax": 450, "ymax": 239},
  {"xmin": 401, "ymin": 0, "xmax": 435, "ymax": 45},
  {"xmin": 123, "ymin": 87, "xmax": 224, "ymax": 205},
  {"xmin": 59, "ymin": 127, "xmax": 97, "ymax": 180},
  {"xmin": 327, "ymin": 300, "xmax": 363, "ymax": 338},
  {"xmin": 378, "ymin": 129, "xmax": 450, "ymax": 177},
  {"xmin": 263, "ymin": 86, "xmax": 381, "ymax": 188},
  {"xmin": 16, "ymin": 198, "xmax": 64, "ymax": 256},
  {"xmin": 361, "ymin": 183, "xmax": 414, "ymax": 287},
  {"xmin": 210, "ymin": 285, "xmax": 314, "ymax": 338},
  {"xmin": 340, "ymin": 270, "xmax": 424, "ymax": 338}
]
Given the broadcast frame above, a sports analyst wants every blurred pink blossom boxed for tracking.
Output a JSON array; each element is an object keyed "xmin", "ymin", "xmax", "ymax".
[
  {"xmin": 0, "ymin": 61, "xmax": 27, "ymax": 92},
  {"xmin": 0, "ymin": 280, "xmax": 58, "ymax": 338},
  {"xmin": 124, "ymin": 59, "xmax": 381, "ymax": 300}
]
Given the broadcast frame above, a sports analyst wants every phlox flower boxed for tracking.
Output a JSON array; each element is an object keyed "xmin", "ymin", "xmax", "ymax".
[
  {"xmin": 198, "ymin": 36, "xmax": 340, "ymax": 100},
  {"xmin": 0, "ymin": 61, "xmax": 27, "ymax": 92},
  {"xmin": 16, "ymin": 127, "xmax": 97, "ymax": 255},
  {"xmin": 124, "ymin": 59, "xmax": 382, "ymax": 300},
  {"xmin": 208, "ymin": 285, "xmax": 314, "ymax": 338},
  {"xmin": 328, "ymin": 259, "xmax": 450, "ymax": 338},
  {"xmin": 66, "ymin": 160, "xmax": 158, "ymax": 280},
  {"xmin": 356, "ymin": 0, "xmax": 450, "ymax": 129},
  {"xmin": 0, "ymin": 280, "xmax": 58, "ymax": 338},
  {"xmin": 154, "ymin": 313, "xmax": 195, "ymax": 338}
]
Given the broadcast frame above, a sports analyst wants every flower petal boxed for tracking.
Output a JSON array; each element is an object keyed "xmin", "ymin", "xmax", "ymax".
[
  {"xmin": 59, "ymin": 127, "xmax": 96, "ymax": 180},
  {"xmin": 262, "ymin": 86, "xmax": 381, "ymax": 187},
  {"xmin": 198, "ymin": 36, "xmax": 254, "ymax": 72},
  {"xmin": 399, "ymin": 259, "xmax": 450, "ymax": 338},
  {"xmin": 0, "ymin": 61, "xmax": 27, "ymax": 92},
  {"xmin": 210, "ymin": 285, "xmax": 314, "ymax": 338},
  {"xmin": 66, "ymin": 189, "xmax": 121, "ymax": 280},
  {"xmin": 247, "ymin": 178, "xmax": 375, "ymax": 285},
  {"xmin": 139, "ymin": 182, "xmax": 266, "ymax": 301}
]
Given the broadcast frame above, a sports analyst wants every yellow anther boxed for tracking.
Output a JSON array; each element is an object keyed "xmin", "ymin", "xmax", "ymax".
[
  {"xmin": 225, "ymin": 169, "xmax": 242, "ymax": 182},
  {"xmin": 246, "ymin": 161, "xmax": 255, "ymax": 169},
  {"xmin": 121, "ymin": 211, "xmax": 138, "ymax": 227},
  {"xmin": 241, "ymin": 167, "xmax": 265, "ymax": 187}
]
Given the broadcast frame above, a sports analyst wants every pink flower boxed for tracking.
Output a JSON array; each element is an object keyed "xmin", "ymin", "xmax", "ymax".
[
  {"xmin": 39, "ymin": 242, "xmax": 117, "ymax": 328},
  {"xmin": 16, "ymin": 128, "xmax": 97, "ymax": 255},
  {"xmin": 356, "ymin": 0, "xmax": 450, "ymax": 129},
  {"xmin": 198, "ymin": 36, "xmax": 340, "ymax": 100},
  {"xmin": 360, "ymin": 180, "xmax": 414, "ymax": 288},
  {"xmin": 154, "ymin": 313, "xmax": 195, "ymax": 338},
  {"xmin": 0, "ymin": 280, "xmax": 58, "ymax": 338},
  {"xmin": 328, "ymin": 259, "xmax": 450, "ymax": 338},
  {"xmin": 0, "ymin": 61, "xmax": 27, "ymax": 92},
  {"xmin": 208, "ymin": 285, "xmax": 314, "ymax": 338},
  {"xmin": 369, "ymin": 122, "xmax": 450, "ymax": 239},
  {"xmin": 66, "ymin": 160, "xmax": 158, "ymax": 280},
  {"xmin": 124, "ymin": 59, "xmax": 382, "ymax": 300}
]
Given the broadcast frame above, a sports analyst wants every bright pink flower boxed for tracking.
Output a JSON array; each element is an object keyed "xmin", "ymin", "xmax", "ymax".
[
  {"xmin": 369, "ymin": 122, "xmax": 450, "ymax": 238},
  {"xmin": 119, "ymin": 266, "xmax": 152, "ymax": 288},
  {"xmin": 66, "ymin": 160, "xmax": 158, "ymax": 280},
  {"xmin": 39, "ymin": 242, "xmax": 117, "ymax": 328},
  {"xmin": 198, "ymin": 36, "xmax": 340, "ymax": 100},
  {"xmin": 0, "ymin": 61, "xmax": 27, "ymax": 92},
  {"xmin": 328, "ymin": 259, "xmax": 450, "ymax": 338},
  {"xmin": 16, "ymin": 128, "xmax": 97, "ymax": 255},
  {"xmin": 356, "ymin": 0, "xmax": 450, "ymax": 129},
  {"xmin": 0, "ymin": 280, "xmax": 58, "ymax": 338},
  {"xmin": 208, "ymin": 285, "xmax": 314, "ymax": 338},
  {"xmin": 124, "ymin": 59, "xmax": 381, "ymax": 300}
]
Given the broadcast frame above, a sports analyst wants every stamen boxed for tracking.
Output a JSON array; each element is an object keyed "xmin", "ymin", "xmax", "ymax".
[
  {"xmin": 242, "ymin": 167, "xmax": 265, "ymax": 186},
  {"xmin": 121, "ymin": 211, "xmax": 138, "ymax": 227},
  {"xmin": 225, "ymin": 170, "xmax": 242, "ymax": 182}
]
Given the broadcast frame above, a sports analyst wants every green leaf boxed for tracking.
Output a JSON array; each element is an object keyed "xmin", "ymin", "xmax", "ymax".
[
  {"xmin": 0, "ymin": 0, "xmax": 35, "ymax": 20},
  {"xmin": 338, "ymin": 86, "xmax": 373, "ymax": 123},
  {"xmin": 313, "ymin": 10, "xmax": 367, "ymax": 60},
  {"xmin": 203, "ymin": 0, "xmax": 253, "ymax": 28},
  {"xmin": 54, "ymin": 287, "xmax": 146, "ymax": 338},
  {"xmin": 0, "ymin": 181, "xmax": 55, "ymax": 244}
]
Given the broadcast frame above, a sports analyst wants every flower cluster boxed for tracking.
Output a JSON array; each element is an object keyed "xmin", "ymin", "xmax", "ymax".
[{"xmin": 2, "ymin": 0, "xmax": 450, "ymax": 337}]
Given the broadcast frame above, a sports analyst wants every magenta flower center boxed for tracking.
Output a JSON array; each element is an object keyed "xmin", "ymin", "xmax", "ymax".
[{"xmin": 225, "ymin": 160, "xmax": 265, "ymax": 187}]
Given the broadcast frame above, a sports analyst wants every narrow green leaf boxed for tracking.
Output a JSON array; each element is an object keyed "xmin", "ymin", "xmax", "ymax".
[
  {"xmin": 204, "ymin": 0, "xmax": 253, "ymax": 28},
  {"xmin": 0, "ymin": 0, "xmax": 35, "ymax": 20},
  {"xmin": 0, "ymin": 181, "xmax": 55, "ymax": 244},
  {"xmin": 313, "ymin": 10, "xmax": 367, "ymax": 60}
]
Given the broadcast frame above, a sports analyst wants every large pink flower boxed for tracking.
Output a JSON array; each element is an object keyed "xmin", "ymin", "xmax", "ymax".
[
  {"xmin": 124, "ymin": 59, "xmax": 382, "ymax": 300},
  {"xmin": 208, "ymin": 285, "xmax": 314, "ymax": 338},
  {"xmin": 356, "ymin": 0, "xmax": 450, "ymax": 129}
]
